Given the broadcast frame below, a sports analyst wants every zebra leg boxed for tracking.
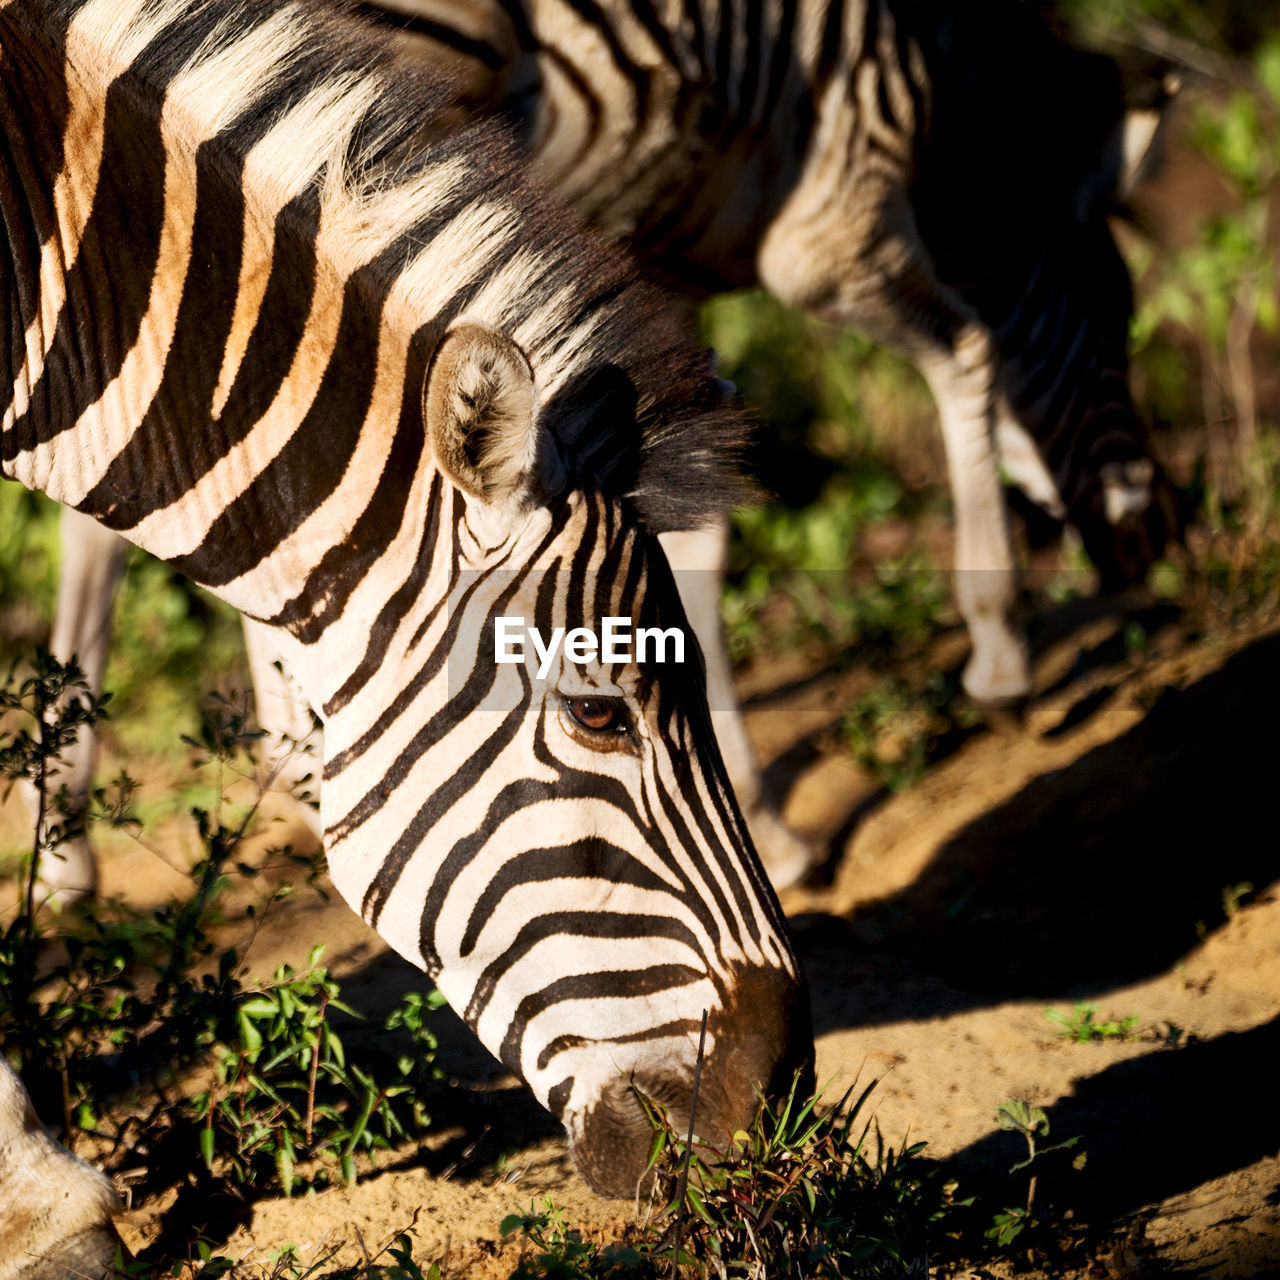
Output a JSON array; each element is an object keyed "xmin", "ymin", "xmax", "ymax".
[
  {"xmin": 760, "ymin": 170, "xmax": 1033, "ymax": 709},
  {"xmin": 241, "ymin": 618, "xmax": 323, "ymax": 842},
  {"xmin": 0, "ymin": 1061, "xmax": 125, "ymax": 1280},
  {"xmin": 22, "ymin": 508, "xmax": 129, "ymax": 905},
  {"xmin": 996, "ymin": 415, "xmax": 1067, "ymax": 521},
  {"xmin": 925, "ymin": 330, "xmax": 1031, "ymax": 707},
  {"xmin": 659, "ymin": 522, "xmax": 815, "ymax": 890}
]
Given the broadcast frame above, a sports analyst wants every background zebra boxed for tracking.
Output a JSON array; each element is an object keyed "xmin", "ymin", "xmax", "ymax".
[
  {"xmin": 354, "ymin": 0, "xmax": 1180, "ymax": 868},
  {"xmin": 0, "ymin": 0, "xmax": 812, "ymax": 1268}
]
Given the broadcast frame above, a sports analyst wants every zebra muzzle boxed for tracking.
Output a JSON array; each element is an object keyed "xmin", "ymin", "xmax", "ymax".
[{"xmin": 565, "ymin": 964, "xmax": 814, "ymax": 1199}]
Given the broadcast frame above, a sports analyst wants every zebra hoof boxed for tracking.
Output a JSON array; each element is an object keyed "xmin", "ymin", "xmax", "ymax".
[
  {"xmin": 0, "ymin": 1063, "xmax": 128, "ymax": 1280},
  {"xmin": 960, "ymin": 643, "xmax": 1032, "ymax": 718}
]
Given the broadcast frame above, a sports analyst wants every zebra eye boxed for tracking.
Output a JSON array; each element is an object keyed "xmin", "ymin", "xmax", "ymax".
[{"xmin": 566, "ymin": 697, "xmax": 627, "ymax": 734}]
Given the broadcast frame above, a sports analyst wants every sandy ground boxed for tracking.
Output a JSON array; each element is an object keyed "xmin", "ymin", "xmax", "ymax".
[{"xmin": 5, "ymin": 596, "xmax": 1268, "ymax": 1277}]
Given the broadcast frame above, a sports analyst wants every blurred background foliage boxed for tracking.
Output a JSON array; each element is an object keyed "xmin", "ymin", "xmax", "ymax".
[
  {"xmin": 1, "ymin": 0, "xmax": 1277, "ymax": 771},
  {"xmin": 0, "ymin": 485, "xmax": 246, "ymax": 763}
]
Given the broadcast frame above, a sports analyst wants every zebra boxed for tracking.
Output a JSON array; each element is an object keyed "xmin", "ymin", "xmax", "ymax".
[
  {"xmin": 35, "ymin": 0, "xmax": 1180, "ymax": 891},
  {"xmin": 357, "ymin": 0, "xmax": 1177, "ymax": 862},
  {"xmin": 0, "ymin": 0, "xmax": 814, "ymax": 1270}
]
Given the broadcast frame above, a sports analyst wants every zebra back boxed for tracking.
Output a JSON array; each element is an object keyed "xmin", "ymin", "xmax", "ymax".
[{"xmin": 357, "ymin": 0, "xmax": 1177, "ymax": 570}]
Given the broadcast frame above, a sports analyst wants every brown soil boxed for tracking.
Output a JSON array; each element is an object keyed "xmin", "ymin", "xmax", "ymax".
[{"xmin": 5, "ymin": 597, "xmax": 1271, "ymax": 1277}]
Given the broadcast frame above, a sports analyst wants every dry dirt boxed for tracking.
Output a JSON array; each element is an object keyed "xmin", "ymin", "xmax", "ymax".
[{"xmin": 4, "ymin": 601, "xmax": 1279, "ymax": 1278}]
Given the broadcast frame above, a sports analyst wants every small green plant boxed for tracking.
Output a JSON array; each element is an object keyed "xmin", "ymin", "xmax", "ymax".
[
  {"xmin": 191, "ymin": 951, "xmax": 442, "ymax": 1195},
  {"xmin": 659, "ymin": 1079, "xmax": 943, "ymax": 1277},
  {"xmin": 0, "ymin": 649, "xmax": 111, "ymax": 1073},
  {"xmin": 385, "ymin": 987, "xmax": 449, "ymax": 1128},
  {"xmin": 1140, "ymin": 47, "xmax": 1280, "ymax": 446},
  {"xmin": 502, "ymin": 1075, "xmax": 955, "ymax": 1278},
  {"xmin": 987, "ymin": 1102, "xmax": 1085, "ymax": 1249},
  {"xmin": 0, "ymin": 649, "xmax": 444, "ymax": 1226},
  {"xmin": 0, "ymin": 480, "xmax": 247, "ymax": 768},
  {"xmin": 1044, "ymin": 1003, "xmax": 1140, "ymax": 1043},
  {"xmin": 1195, "ymin": 879, "xmax": 1258, "ymax": 942},
  {"xmin": 841, "ymin": 672, "xmax": 960, "ymax": 792},
  {"xmin": 1222, "ymin": 880, "xmax": 1254, "ymax": 917},
  {"xmin": 503, "ymin": 1200, "xmax": 648, "ymax": 1279}
]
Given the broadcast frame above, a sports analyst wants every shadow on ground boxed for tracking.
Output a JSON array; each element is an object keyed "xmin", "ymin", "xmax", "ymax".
[
  {"xmin": 950, "ymin": 1012, "xmax": 1280, "ymax": 1218},
  {"xmin": 794, "ymin": 626, "xmax": 1280, "ymax": 1032}
]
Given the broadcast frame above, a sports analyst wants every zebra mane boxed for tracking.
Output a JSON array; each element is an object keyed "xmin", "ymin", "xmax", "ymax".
[{"xmin": 44, "ymin": 0, "xmax": 748, "ymax": 531}]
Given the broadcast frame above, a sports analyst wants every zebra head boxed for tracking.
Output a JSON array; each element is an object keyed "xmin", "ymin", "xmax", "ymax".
[
  {"xmin": 1040, "ymin": 81, "xmax": 1183, "ymax": 591},
  {"xmin": 953, "ymin": 75, "xmax": 1183, "ymax": 591},
  {"xmin": 320, "ymin": 323, "xmax": 813, "ymax": 1198}
]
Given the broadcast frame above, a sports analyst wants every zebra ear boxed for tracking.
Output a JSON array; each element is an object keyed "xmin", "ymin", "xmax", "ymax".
[{"xmin": 424, "ymin": 323, "xmax": 540, "ymax": 506}]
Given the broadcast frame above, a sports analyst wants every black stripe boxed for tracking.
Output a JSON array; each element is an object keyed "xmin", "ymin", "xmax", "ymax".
[
  {"xmin": 499, "ymin": 966, "xmax": 704, "ymax": 1073},
  {"xmin": 562, "ymin": 0, "xmax": 652, "ymax": 124},
  {"xmin": 4, "ymin": 64, "xmax": 167, "ymax": 460},
  {"xmin": 407, "ymin": 489, "xmax": 471, "ymax": 652},
  {"xmin": 535, "ymin": 47, "xmax": 605, "ymax": 172},
  {"xmin": 811, "ymin": 0, "xmax": 847, "ymax": 105},
  {"xmin": 0, "ymin": 84, "xmax": 61, "ymax": 435},
  {"xmin": 681, "ymin": 0, "xmax": 709, "ymax": 74},
  {"xmin": 354, "ymin": 4, "xmax": 509, "ymax": 71},
  {"xmin": 739, "ymin": 0, "xmax": 765, "ymax": 123},
  {"xmin": 460, "ymin": 842, "xmax": 678, "ymax": 958},
  {"xmin": 361, "ymin": 670, "xmax": 533, "ymax": 930},
  {"xmin": 268, "ymin": 335, "xmax": 432, "ymax": 641},
  {"xmin": 321, "ymin": 471, "xmax": 445, "ymax": 715},
  {"xmin": 493, "ymin": 0, "xmax": 542, "ymax": 53},
  {"xmin": 892, "ymin": 10, "xmax": 927, "ymax": 143},
  {"xmin": 468, "ymin": 912, "xmax": 705, "ymax": 1027},
  {"xmin": 78, "ymin": 139, "xmax": 248, "ymax": 526},
  {"xmin": 536, "ymin": 1016, "xmax": 704, "ymax": 1072},
  {"xmin": 762, "ymin": 0, "xmax": 800, "ymax": 123},
  {"xmin": 709, "ymin": 0, "xmax": 736, "ymax": 130},
  {"xmin": 165, "ymin": 262, "xmax": 384, "ymax": 585},
  {"xmin": 630, "ymin": 0, "xmax": 687, "ymax": 77},
  {"xmin": 325, "ymin": 500, "xmax": 573, "ymax": 783}
]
